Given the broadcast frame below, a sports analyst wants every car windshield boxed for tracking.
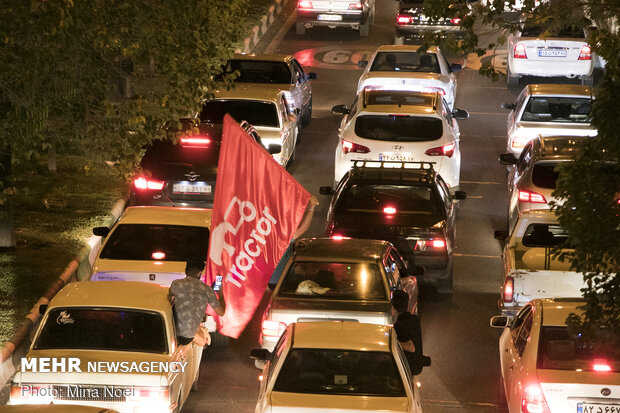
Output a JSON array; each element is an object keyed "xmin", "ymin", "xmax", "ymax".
[
  {"xmin": 278, "ymin": 262, "xmax": 387, "ymax": 300},
  {"xmin": 370, "ymin": 52, "xmax": 440, "ymax": 73},
  {"xmin": 520, "ymin": 97, "xmax": 592, "ymax": 123},
  {"xmin": 532, "ymin": 161, "xmax": 561, "ymax": 189},
  {"xmin": 273, "ymin": 349, "xmax": 406, "ymax": 396},
  {"xmin": 538, "ymin": 326, "xmax": 619, "ymax": 372},
  {"xmin": 100, "ymin": 224, "xmax": 210, "ymax": 261},
  {"xmin": 217, "ymin": 60, "xmax": 291, "ymax": 84},
  {"xmin": 35, "ymin": 308, "xmax": 167, "ymax": 353},
  {"xmin": 521, "ymin": 20, "xmax": 586, "ymax": 38},
  {"xmin": 522, "ymin": 224, "xmax": 568, "ymax": 247},
  {"xmin": 355, "ymin": 115, "xmax": 442, "ymax": 141},
  {"xmin": 337, "ymin": 184, "xmax": 440, "ymax": 216},
  {"xmin": 140, "ymin": 139, "xmax": 219, "ymax": 174},
  {"xmin": 199, "ymin": 100, "xmax": 279, "ymax": 127}
]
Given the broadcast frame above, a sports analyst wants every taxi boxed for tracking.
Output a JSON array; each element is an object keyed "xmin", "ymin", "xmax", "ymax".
[{"xmin": 9, "ymin": 282, "xmax": 201, "ymax": 413}]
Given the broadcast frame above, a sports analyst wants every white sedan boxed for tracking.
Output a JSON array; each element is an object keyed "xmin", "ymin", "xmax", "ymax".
[
  {"xmin": 356, "ymin": 45, "xmax": 460, "ymax": 109},
  {"xmin": 491, "ymin": 298, "xmax": 619, "ymax": 413},
  {"xmin": 332, "ymin": 89, "xmax": 468, "ymax": 191},
  {"xmin": 251, "ymin": 322, "xmax": 427, "ymax": 413}
]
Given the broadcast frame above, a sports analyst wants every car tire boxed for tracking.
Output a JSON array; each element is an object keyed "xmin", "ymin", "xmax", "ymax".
[
  {"xmin": 359, "ymin": 19, "xmax": 370, "ymax": 37},
  {"xmin": 394, "ymin": 35, "xmax": 405, "ymax": 45},
  {"xmin": 506, "ymin": 66, "xmax": 519, "ymax": 86},
  {"xmin": 296, "ymin": 22, "xmax": 306, "ymax": 35},
  {"xmin": 302, "ymin": 97, "xmax": 312, "ymax": 127},
  {"xmin": 436, "ymin": 265, "xmax": 454, "ymax": 294},
  {"xmin": 211, "ymin": 331, "xmax": 230, "ymax": 347},
  {"xmin": 581, "ymin": 75, "xmax": 594, "ymax": 86}
]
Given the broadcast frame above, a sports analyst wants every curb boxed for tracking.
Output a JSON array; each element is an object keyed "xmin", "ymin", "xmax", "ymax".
[
  {"xmin": 0, "ymin": 197, "xmax": 127, "ymax": 388},
  {"xmin": 236, "ymin": 0, "xmax": 288, "ymax": 54}
]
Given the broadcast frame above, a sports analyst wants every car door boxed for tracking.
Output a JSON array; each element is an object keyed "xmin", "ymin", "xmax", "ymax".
[
  {"xmin": 508, "ymin": 88, "xmax": 528, "ymax": 137},
  {"xmin": 436, "ymin": 176, "xmax": 455, "ymax": 249},
  {"xmin": 257, "ymin": 330, "xmax": 290, "ymax": 413},
  {"xmin": 442, "ymin": 99, "xmax": 460, "ymax": 141},
  {"xmin": 292, "ymin": 59, "xmax": 310, "ymax": 109},
  {"xmin": 437, "ymin": 50, "xmax": 457, "ymax": 105},
  {"xmin": 502, "ymin": 305, "xmax": 534, "ymax": 408}
]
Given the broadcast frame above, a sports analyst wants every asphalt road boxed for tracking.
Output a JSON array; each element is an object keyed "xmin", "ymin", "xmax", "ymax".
[{"xmin": 182, "ymin": 1, "xmax": 548, "ymax": 412}]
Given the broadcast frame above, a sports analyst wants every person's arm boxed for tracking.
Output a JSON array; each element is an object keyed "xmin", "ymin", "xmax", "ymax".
[
  {"xmin": 211, "ymin": 282, "xmax": 226, "ymax": 316},
  {"xmin": 293, "ymin": 195, "xmax": 319, "ymax": 240}
]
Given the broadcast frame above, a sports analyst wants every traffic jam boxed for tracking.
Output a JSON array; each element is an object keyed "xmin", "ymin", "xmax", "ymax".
[{"xmin": 5, "ymin": 0, "xmax": 619, "ymax": 412}]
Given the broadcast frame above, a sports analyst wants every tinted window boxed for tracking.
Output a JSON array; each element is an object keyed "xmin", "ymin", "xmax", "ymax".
[
  {"xmin": 35, "ymin": 308, "xmax": 167, "ymax": 353},
  {"xmin": 200, "ymin": 100, "xmax": 279, "ymax": 127},
  {"xmin": 140, "ymin": 139, "xmax": 219, "ymax": 175},
  {"xmin": 521, "ymin": 20, "xmax": 586, "ymax": 38},
  {"xmin": 532, "ymin": 162, "xmax": 560, "ymax": 189},
  {"xmin": 100, "ymin": 224, "xmax": 210, "ymax": 261},
  {"xmin": 278, "ymin": 262, "xmax": 386, "ymax": 300},
  {"xmin": 355, "ymin": 115, "xmax": 442, "ymax": 142},
  {"xmin": 521, "ymin": 97, "xmax": 592, "ymax": 123},
  {"xmin": 218, "ymin": 60, "xmax": 291, "ymax": 84},
  {"xmin": 522, "ymin": 224, "xmax": 568, "ymax": 247},
  {"xmin": 538, "ymin": 326, "xmax": 619, "ymax": 372},
  {"xmin": 370, "ymin": 52, "xmax": 440, "ymax": 73},
  {"xmin": 337, "ymin": 184, "xmax": 440, "ymax": 216},
  {"xmin": 273, "ymin": 349, "xmax": 405, "ymax": 396}
]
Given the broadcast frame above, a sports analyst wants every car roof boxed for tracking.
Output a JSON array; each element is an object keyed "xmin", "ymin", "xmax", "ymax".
[
  {"xmin": 293, "ymin": 237, "xmax": 391, "ymax": 262},
  {"xmin": 374, "ymin": 45, "xmax": 439, "ymax": 54},
  {"xmin": 347, "ymin": 163, "xmax": 436, "ymax": 185},
  {"xmin": 232, "ymin": 53, "xmax": 291, "ymax": 63},
  {"xmin": 538, "ymin": 298, "xmax": 585, "ymax": 326},
  {"xmin": 358, "ymin": 89, "xmax": 440, "ymax": 115},
  {"xmin": 292, "ymin": 321, "xmax": 392, "ymax": 352},
  {"xmin": 119, "ymin": 206, "xmax": 212, "ymax": 227},
  {"xmin": 211, "ymin": 84, "xmax": 283, "ymax": 103},
  {"xmin": 527, "ymin": 84, "xmax": 593, "ymax": 98},
  {"xmin": 535, "ymin": 136, "xmax": 589, "ymax": 160},
  {"xmin": 49, "ymin": 281, "xmax": 170, "ymax": 311}
]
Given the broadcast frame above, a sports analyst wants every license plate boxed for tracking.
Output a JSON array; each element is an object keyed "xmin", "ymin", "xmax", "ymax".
[
  {"xmin": 538, "ymin": 48, "xmax": 567, "ymax": 57},
  {"xmin": 172, "ymin": 183, "xmax": 212, "ymax": 194},
  {"xmin": 378, "ymin": 152, "xmax": 414, "ymax": 162},
  {"xmin": 317, "ymin": 14, "xmax": 342, "ymax": 21},
  {"xmin": 577, "ymin": 403, "xmax": 620, "ymax": 413}
]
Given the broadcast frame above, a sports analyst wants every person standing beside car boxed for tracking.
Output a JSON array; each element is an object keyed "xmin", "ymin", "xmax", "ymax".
[{"xmin": 391, "ymin": 289, "xmax": 425, "ymax": 375}]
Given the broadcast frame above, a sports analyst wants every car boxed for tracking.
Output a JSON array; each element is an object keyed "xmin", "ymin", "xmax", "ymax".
[
  {"xmin": 295, "ymin": 0, "xmax": 376, "ymax": 37},
  {"xmin": 321, "ymin": 161, "xmax": 466, "ymax": 293},
  {"xmin": 250, "ymin": 322, "xmax": 427, "ymax": 413},
  {"xmin": 490, "ymin": 298, "xmax": 620, "ymax": 413},
  {"xmin": 218, "ymin": 53, "xmax": 317, "ymax": 127},
  {"xmin": 9, "ymin": 281, "xmax": 202, "ymax": 412},
  {"xmin": 130, "ymin": 120, "xmax": 278, "ymax": 208},
  {"xmin": 500, "ymin": 84, "xmax": 596, "ymax": 156},
  {"xmin": 356, "ymin": 45, "xmax": 461, "ymax": 110},
  {"xmin": 331, "ymin": 89, "xmax": 469, "ymax": 191},
  {"xmin": 499, "ymin": 135, "xmax": 588, "ymax": 227},
  {"xmin": 506, "ymin": 15, "xmax": 595, "ymax": 86},
  {"xmin": 258, "ymin": 237, "xmax": 419, "ymax": 353},
  {"xmin": 394, "ymin": 1, "xmax": 467, "ymax": 45}
]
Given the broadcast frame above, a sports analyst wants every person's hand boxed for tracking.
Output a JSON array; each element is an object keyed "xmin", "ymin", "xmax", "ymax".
[{"xmin": 309, "ymin": 195, "xmax": 319, "ymax": 208}]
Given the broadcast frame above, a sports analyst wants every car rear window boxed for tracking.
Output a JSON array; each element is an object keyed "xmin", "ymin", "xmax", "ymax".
[
  {"xmin": 100, "ymin": 224, "xmax": 210, "ymax": 261},
  {"xmin": 532, "ymin": 162, "xmax": 560, "ymax": 189},
  {"xmin": 278, "ymin": 262, "xmax": 386, "ymax": 300},
  {"xmin": 218, "ymin": 60, "xmax": 291, "ymax": 84},
  {"xmin": 538, "ymin": 326, "xmax": 619, "ymax": 372},
  {"xmin": 355, "ymin": 115, "xmax": 442, "ymax": 141},
  {"xmin": 370, "ymin": 52, "xmax": 440, "ymax": 73},
  {"xmin": 273, "ymin": 349, "xmax": 405, "ymax": 396},
  {"xmin": 522, "ymin": 224, "xmax": 568, "ymax": 247},
  {"xmin": 35, "ymin": 308, "xmax": 167, "ymax": 353},
  {"xmin": 521, "ymin": 21, "xmax": 586, "ymax": 38},
  {"xmin": 520, "ymin": 97, "xmax": 592, "ymax": 123},
  {"xmin": 199, "ymin": 100, "xmax": 279, "ymax": 127},
  {"xmin": 337, "ymin": 184, "xmax": 440, "ymax": 216},
  {"xmin": 140, "ymin": 140, "xmax": 219, "ymax": 175}
]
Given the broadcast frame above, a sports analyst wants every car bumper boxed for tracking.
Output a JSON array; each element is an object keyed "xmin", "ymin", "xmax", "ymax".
[
  {"xmin": 498, "ymin": 301, "xmax": 520, "ymax": 318},
  {"xmin": 297, "ymin": 10, "xmax": 367, "ymax": 28},
  {"xmin": 509, "ymin": 59, "xmax": 593, "ymax": 78}
]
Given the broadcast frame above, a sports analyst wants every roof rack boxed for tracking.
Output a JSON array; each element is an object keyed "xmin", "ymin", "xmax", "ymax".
[{"xmin": 351, "ymin": 160, "xmax": 436, "ymax": 170}]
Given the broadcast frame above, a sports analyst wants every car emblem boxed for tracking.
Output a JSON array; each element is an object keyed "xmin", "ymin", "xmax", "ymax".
[
  {"xmin": 601, "ymin": 388, "xmax": 611, "ymax": 397},
  {"xmin": 393, "ymin": 145, "xmax": 404, "ymax": 152},
  {"xmin": 185, "ymin": 172, "xmax": 200, "ymax": 182},
  {"xmin": 149, "ymin": 274, "xmax": 156, "ymax": 281}
]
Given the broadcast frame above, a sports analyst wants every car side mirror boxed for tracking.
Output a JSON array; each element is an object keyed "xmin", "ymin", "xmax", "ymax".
[
  {"xmin": 422, "ymin": 355, "xmax": 431, "ymax": 367},
  {"xmin": 93, "ymin": 227, "xmax": 110, "ymax": 237},
  {"xmin": 319, "ymin": 186, "xmax": 333, "ymax": 195},
  {"xmin": 490, "ymin": 315, "xmax": 510, "ymax": 328},
  {"xmin": 494, "ymin": 230, "xmax": 508, "ymax": 241},
  {"xmin": 454, "ymin": 191, "xmax": 467, "ymax": 200},
  {"xmin": 331, "ymin": 105, "xmax": 349, "ymax": 116},
  {"xmin": 450, "ymin": 63, "xmax": 462, "ymax": 72},
  {"xmin": 499, "ymin": 153, "xmax": 518, "ymax": 165},
  {"xmin": 452, "ymin": 108, "xmax": 469, "ymax": 120},
  {"xmin": 250, "ymin": 349, "xmax": 271, "ymax": 361},
  {"xmin": 357, "ymin": 60, "xmax": 368, "ymax": 68},
  {"xmin": 268, "ymin": 144, "xmax": 282, "ymax": 155},
  {"xmin": 501, "ymin": 102, "xmax": 515, "ymax": 110},
  {"xmin": 39, "ymin": 304, "xmax": 48, "ymax": 315},
  {"xmin": 411, "ymin": 265, "xmax": 424, "ymax": 276},
  {"xmin": 307, "ymin": 72, "xmax": 317, "ymax": 80}
]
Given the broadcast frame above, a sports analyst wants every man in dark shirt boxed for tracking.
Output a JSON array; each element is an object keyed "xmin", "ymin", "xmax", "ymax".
[{"xmin": 391, "ymin": 289, "xmax": 424, "ymax": 375}]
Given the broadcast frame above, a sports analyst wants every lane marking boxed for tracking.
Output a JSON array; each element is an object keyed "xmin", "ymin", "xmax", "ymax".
[
  {"xmin": 466, "ymin": 195, "xmax": 484, "ymax": 198},
  {"xmin": 460, "ymin": 181, "xmax": 504, "ymax": 185},
  {"xmin": 454, "ymin": 253, "xmax": 502, "ymax": 259}
]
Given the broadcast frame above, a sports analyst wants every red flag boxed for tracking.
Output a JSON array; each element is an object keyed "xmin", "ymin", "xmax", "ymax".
[{"xmin": 206, "ymin": 115, "xmax": 310, "ymax": 338}]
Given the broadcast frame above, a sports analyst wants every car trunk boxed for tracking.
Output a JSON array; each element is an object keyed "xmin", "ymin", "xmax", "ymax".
[
  {"xmin": 519, "ymin": 38, "xmax": 587, "ymax": 62},
  {"xmin": 270, "ymin": 392, "xmax": 409, "ymax": 412},
  {"xmin": 269, "ymin": 297, "xmax": 391, "ymax": 326}
]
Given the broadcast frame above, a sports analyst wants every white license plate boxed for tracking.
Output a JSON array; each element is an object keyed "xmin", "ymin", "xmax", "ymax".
[
  {"xmin": 378, "ymin": 152, "xmax": 414, "ymax": 162},
  {"xmin": 538, "ymin": 48, "xmax": 567, "ymax": 57},
  {"xmin": 172, "ymin": 183, "xmax": 212, "ymax": 194},
  {"xmin": 577, "ymin": 403, "xmax": 620, "ymax": 413},
  {"xmin": 317, "ymin": 14, "xmax": 343, "ymax": 21}
]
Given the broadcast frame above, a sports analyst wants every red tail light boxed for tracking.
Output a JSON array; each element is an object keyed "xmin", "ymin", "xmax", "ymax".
[
  {"xmin": 298, "ymin": 0, "xmax": 313, "ymax": 9},
  {"xmin": 578, "ymin": 44, "xmax": 592, "ymax": 60},
  {"xmin": 152, "ymin": 251, "xmax": 166, "ymax": 260},
  {"xmin": 396, "ymin": 13, "xmax": 413, "ymax": 24},
  {"xmin": 518, "ymin": 189, "xmax": 547, "ymax": 204},
  {"xmin": 503, "ymin": 276, "xmax": 514, "ymax": 302},
  {"xmin": 262, "ymin": 320, "xmax": 287, "ymax": 337},
  {"xmin": 342, "ymin": 139, "xmax": 370, "ymax": 154},
  {"xmin": 414, "ymin": 238, "xmax": 446, "ymax": 251},
  {"xmin": 450, "ymin": 17, "xmax": 461, "ymax": 24},
  {"xmin": 180, "ymin": 136, "xmax": 211, "ymax": 147},
  {"xmin": 593, "ymin": 360, "xmax": 612, "ymax": 372},
  {"xmin": 134, "ymin": 177, "xmax": 165, "ymax": 191},
  {"xmin": 522, "ymin": 383, "xmax": 551, "ymax": 413},
  {"xmin": 331, "ymin": 234, "xmax": 351, "ymax": 240},
  {"xmin": 348, "ymin": 2, "xmax": 362, "ymax": 9},
  {"xmin": 514, "ymin": 43, "xmax": 527, "ymax": 59},
  {"xmin": 425, "ymin": 142, "xmax": 456, "ymax": 158},
  {"xmin": 383, "ymin": 206, "xmax": 397, "ymax": 214},
  {"xmin": 431, "ymin": 239, "xmax": 446, "ymax": 248}
]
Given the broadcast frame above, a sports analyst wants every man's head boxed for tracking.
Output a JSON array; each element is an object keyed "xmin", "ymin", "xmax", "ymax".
[
  {"xmin": 391, "ymin": 289, "xmax": 409, "ymax": 313},
  {"xmin": 185, "ymin": 259, "xmax": 205, "ymax": 279}
]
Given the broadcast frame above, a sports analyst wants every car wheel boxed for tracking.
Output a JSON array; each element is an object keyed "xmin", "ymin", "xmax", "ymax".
[
  {"xmin": 436, "ymin": 265, "xmax": 454, "ymax": 294},
  {"xmin": 302, "ymin": 97, "xmax": 312, "ymax": 127},
  {"xmin": 394, "ymin": 35, "xmax": 405, "ymax": 45},
  {"xmin": 191, "ymin": 366, "xmax": 200, "ymax": 392},
  {"xmin": 581, "ymin": 75, "xmax": 594, "ymax": 86},
  {"xmin": 506, "ymin": 65, "xmax": 519, "ymax": 86},
  {"xmin": 359, "ymin": 19, "xmax": 370, "ymax": 37},
  {"xmin": 296, "ymin": 22, "xmax": 306, "ymax": 35},
  {"xmin": 211, "ymin": 331, "xmax": 230, "ymax": 347}
]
